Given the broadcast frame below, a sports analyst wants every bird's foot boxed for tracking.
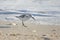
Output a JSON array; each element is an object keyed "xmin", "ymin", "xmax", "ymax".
[{"xmin": 22, "ymin": 22, "xmax": 27, "ymax": 27}]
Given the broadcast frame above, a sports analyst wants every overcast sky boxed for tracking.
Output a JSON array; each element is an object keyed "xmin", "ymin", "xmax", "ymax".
[{"xmin": 0, "ymin": 0, "xmax": 60, "ymax": 11}]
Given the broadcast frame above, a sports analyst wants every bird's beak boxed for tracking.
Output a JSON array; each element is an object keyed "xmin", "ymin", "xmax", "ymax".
[{"xmin": 32, "ymin": 17, "xmax": 35, "ymax": 20}]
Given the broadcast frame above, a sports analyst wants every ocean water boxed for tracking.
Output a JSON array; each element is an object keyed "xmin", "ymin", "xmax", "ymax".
[{"xmin": 0, "ymin": 10, "xmax": 60, "ymax": 25}]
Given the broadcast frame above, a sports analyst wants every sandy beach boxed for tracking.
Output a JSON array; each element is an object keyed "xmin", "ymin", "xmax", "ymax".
[{"xmin": 0, "ymin": 21, "xmax": 60, "ymax": 40}]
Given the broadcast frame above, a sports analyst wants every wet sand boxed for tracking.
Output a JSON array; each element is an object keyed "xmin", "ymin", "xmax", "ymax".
[{"xmin": 0, "ymin": 21, "xmax": 60, "ymax": 40}]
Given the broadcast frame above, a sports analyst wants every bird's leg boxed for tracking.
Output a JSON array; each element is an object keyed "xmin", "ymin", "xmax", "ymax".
[{"xmin": 22, "ymin": 20, "xmax": 27, "ymax": 27}]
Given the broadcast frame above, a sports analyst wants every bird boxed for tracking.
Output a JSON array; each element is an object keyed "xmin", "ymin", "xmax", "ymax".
[{"xmin": 15, "ymin": 14, "xmax": 35, "ymax": 27}]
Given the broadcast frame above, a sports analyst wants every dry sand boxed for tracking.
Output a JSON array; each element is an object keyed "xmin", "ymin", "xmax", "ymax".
[{"xmin": 0, "ymin": 21, "xmax": 60, "ymax": 40}]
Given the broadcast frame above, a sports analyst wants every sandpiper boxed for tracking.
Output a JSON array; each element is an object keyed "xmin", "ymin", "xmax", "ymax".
[{"xmin": 15, "ymin": 14, "xmax": 35, "ymax": 27}]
